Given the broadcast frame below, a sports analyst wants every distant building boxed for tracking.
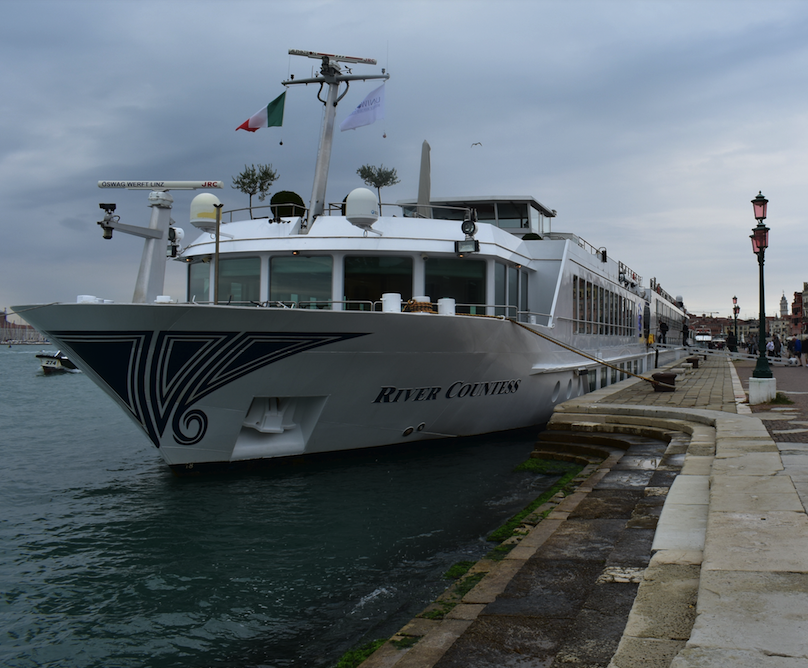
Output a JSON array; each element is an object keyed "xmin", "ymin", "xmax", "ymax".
[
  {"xmin": 790, "ymin": 291, "xmax": 803, "ymax": 336},
  {"xmin": 770, "ymin": 314, "xmax": 790, "ymax": 342},
  {"xmin": 803, "ymin": 282, "xmax": 808, "ymax": 334},
  {"xmin": 688, "ymin": 310, "xmax": 789, "ymax": 348},
  {"xmin": 1, "ymin": 309, "xmax": 44, "ymax": 343}
]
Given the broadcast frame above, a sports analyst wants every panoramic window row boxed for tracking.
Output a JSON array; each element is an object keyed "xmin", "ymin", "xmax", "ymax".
[
  {"xmin": 188, "ymin": 255, "xmax": 528, "ymax": 315},
  {"xmin": 572, "ymin": 275, "xmax": 637, "ymax": 337},
  {"xmin": 655, "ymin": 300, "xmax": 685, "ymax": 343}
]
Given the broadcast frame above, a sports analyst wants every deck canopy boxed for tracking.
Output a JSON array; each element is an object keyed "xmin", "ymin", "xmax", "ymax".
[{"xmin": 397, "ymin": 196, "xmax": 556, "ymax": 238}]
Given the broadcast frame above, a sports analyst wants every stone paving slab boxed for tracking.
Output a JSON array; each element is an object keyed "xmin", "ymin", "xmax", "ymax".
[
  {"xmin": 710, "ymin": 451, "xmax": 783, "ymax": 476},
  {"xmin": 684, "ymin": 570, "xmax": 808, "ymax": 658},
  {"xmin": 665, "ymin": 474, "xmax": 709, "ymax": 505},
  {"xmin": 651, "ymin": 504, "xmax": 707, "ymax": 553},
  {"xmin": 611, "ymin": 637, "xmax": 688, "ymax": 668},
  {"xmin": 620, "ymin": 563, "xmax": 700, "ymax": 640},
  {"xmin": 670, "ymin": 647, "xmax": 808, "ymax": 668},
  {"xmin": 702, "ymin": 510, "xmax": 808, "ymax": 572},
  {"xmin": 709, "ymin": 475, "xmax": 803, "ymax": 512},
  {"xmin": 569, "ymin": 490, "xmax": 645, "ymax": 520}
]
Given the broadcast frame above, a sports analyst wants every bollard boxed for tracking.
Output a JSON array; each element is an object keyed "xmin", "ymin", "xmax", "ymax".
[
  {"xmin": 652, "ymin": 372, "xmax": 676, "ymax": 392},
  {"xmin": 686, "ymin": 356, "xmax": 700, "ymax": 369}
]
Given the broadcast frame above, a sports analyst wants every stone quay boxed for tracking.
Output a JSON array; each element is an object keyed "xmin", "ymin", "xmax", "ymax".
[{"xmin": 359, "ymin": 354, "xmax": 808, "ymax": 668}]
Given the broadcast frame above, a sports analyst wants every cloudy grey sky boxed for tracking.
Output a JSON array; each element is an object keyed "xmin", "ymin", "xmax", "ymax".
[{"xmin": 2, "ymin": 0, "xmax": 806, "ymax": 322}]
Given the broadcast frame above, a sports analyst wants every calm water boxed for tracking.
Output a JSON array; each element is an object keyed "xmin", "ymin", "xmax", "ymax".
[{"xmin": 0, "ymin": 346, "xmax": 554, "ymax": 668}]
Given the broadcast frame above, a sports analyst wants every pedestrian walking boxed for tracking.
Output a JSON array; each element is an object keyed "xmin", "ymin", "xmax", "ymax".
[
  {"xmin": 659, "ymin": 321, "xmax": 668, "ymax": 344},
  {"xmin": 795, "ymin": 336, "xmax": 803, "ymax": 366},
  {"xmin": 727, "ymin": 331, "xmax": 737, "ymax": 353}
]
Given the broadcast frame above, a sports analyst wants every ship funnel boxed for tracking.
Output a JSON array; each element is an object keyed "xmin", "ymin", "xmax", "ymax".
[
  {"xmin": 190, "ymin": 193, "xmax": 222, "ymax": 233},
  {"xmin": 345, "ymin": 188, "xmax": 379, "ymax": 231}
]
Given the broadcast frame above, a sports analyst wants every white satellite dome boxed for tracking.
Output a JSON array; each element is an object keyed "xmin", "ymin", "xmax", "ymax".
[
  {"xmin": 345, "ymin": 188, "xmax": 379, "ymax": 230},
  {"xmin": 190, "ymin": 193, "xmax": 222, "ymax": 233}
]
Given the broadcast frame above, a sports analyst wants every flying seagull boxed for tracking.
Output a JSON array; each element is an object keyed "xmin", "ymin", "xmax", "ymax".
[{"xmin": 471, "ymin": 142, "xmax": 482, "ymax": 147}]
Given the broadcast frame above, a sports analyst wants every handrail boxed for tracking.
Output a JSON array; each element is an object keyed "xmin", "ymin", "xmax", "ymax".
[{"xmin": 222, "ymin": 202, "xmax": 308, "ymax": 223}]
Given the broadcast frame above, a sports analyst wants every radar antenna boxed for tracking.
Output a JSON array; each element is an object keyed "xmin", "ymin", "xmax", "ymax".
[{"xmin": 284, "ymin": 50, "xmax": 389, "ymax": 233}]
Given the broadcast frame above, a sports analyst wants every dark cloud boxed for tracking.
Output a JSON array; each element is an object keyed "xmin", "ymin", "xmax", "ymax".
[{"xmin": 2, "ymin": 0, "xmax": 808, "ymax": 319}]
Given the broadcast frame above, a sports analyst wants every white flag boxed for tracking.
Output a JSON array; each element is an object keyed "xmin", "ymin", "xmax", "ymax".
[{"xmin": 339, "ymin": 84, "xmax": 385, "ymax": 132}]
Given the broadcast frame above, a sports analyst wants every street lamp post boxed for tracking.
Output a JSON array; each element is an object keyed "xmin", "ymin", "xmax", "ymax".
[
  {"xmin": 733, "ymin": 295, "xmax": 739, "ymax": 351},
  {"xmin": 751, "ymin": 192, "xmax": 772, "ymax": 379}
]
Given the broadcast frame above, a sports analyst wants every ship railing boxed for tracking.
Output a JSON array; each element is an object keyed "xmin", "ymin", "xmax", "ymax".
[
  {"xmin": 545, "ymin": 233, "xmax": 644, "ymax": 287},
  {"xmin": 185, "ymin": 299, "xmax": 551, "ymax": 322},
  {"xmin": 221, "ymin": 202, "xmax": 309, "ymax": 223},
  {"xmin": 517, "ymin": 311, "xmax": 553, "ymax": 327},
  {"xmin": 545, "ymin": 232, "xmax": 601, "ymax": 258}
]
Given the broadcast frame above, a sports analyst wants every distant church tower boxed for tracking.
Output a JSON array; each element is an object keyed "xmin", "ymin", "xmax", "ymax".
[{"xmin": 780, "ymin": 292, "xmax": 788, "ymax": 318}]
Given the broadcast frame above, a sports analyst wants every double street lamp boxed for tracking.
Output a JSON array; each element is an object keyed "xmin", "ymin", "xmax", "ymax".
[{"xmin": 751, "ymin": 191, "xmax": 772, "ymax": 379}]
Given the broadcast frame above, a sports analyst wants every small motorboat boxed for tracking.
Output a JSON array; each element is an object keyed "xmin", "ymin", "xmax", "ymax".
[{"xmin": 36, "ymin": 350, "xmax": 79, "ymax": 375}]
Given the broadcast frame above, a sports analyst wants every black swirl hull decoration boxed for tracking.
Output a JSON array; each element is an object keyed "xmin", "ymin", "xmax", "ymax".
[{"xmin": 52, "ymin": 331, "xmax": 366, "ymax": 448}]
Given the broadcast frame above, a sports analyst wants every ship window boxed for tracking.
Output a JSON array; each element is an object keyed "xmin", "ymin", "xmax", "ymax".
[
  {"xmin": 508, "ymin": 266, "xmax": 518, "ymax": 315},
  {"xmin": 188, "ymin": 262, "xmax": 210, "ymax": 302},
  {"xmin": 494, "ymin": 262, "xmax": 521, "ymax": 317},
  {"xmin": 530, "ymin": 207, "xmax": 540, "ymax": 235},
  {"xmin": 425, "ymin": 258, "xmax": 485, "ymax": 314},
  {"xmin": 620, "ymin": 297, "xmax": 626, "ymax": 334},
  {"xmin": 592, "ymin": 285, "xmax": 599, "ymax": 333},
  {"xmin": 474, "ymin": 203, "xmax": 496, "ymax": 226},
  {"xmin": 520, "ymin": 271, "xmax": 528, "ymax": 315},
  {"xmin": 270, "ymin": 256, "xmax": 333, "ymax": 308},
  {"xmin": 496, "ymin": 202, "xmax": 529, "ymax": 229},
  {"xmin": 609, "ymin": 291, "xmax": 615, "ymax": 335},
  {"xmin": 495, "ymin": 262, "xmax": 506, "ymax": 316},
  {"xmin": 577, "ymin": 277, "xmax": 585, "ymax": 333},
  {"xmin": 599, "ymin": 287, "xmax": 605, "ymax": 335},
  {"xmin": 217, "ymin": 257, "xmax": 261, "ymax": 303},
  {"xmin": 344, "ymin": 256, "xmax": 412, "ymax": 310}
]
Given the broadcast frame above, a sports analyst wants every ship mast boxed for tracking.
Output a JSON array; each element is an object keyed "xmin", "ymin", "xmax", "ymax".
[{"xmin": 283, "ymin": 50, "xmax": 389, "ymax": 234}]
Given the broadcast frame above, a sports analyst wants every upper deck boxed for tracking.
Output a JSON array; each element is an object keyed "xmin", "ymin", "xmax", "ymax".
[{"xmin": 397, "ymin": 195, "xmax": 556, "ymax": 239}]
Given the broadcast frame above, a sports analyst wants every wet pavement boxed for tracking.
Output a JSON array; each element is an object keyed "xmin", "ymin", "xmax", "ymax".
[{"xmin": 434, "ymin": 434, "xmax": 670, "ymax": 668}]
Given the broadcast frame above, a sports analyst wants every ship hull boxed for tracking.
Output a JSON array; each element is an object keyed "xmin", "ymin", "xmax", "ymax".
[{"xmin": 14, "ymin": 302, "xmax": 628, "ymax": 472}]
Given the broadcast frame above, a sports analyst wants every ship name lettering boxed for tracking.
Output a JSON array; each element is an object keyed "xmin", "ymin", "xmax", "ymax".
[
  {"xmin": 445, "ymin": 379, "xmax": 520, "ymax": 398},
  {"xmin": 373, "ymin": 386, "xmax": 441, "ymax": 403},
  {"xmin": 373, "ymin": 379, "xmax": 521, "ymax": 404}
]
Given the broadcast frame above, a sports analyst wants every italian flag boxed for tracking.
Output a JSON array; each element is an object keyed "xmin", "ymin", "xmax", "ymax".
[{"xmin": 236, "ymin": 92, "xmax": 285, "ymax": 132}]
